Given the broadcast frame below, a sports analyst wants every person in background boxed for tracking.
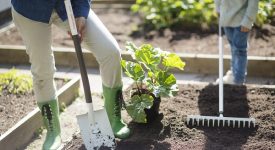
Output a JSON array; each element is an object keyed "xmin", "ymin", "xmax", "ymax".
[
  {"xmin": 215, "ymin": 0, "xmax": 259, "ymax": 85},
  {"xmin": 11, "ymin": 0, "xmax": 130, "ymax": 149}
]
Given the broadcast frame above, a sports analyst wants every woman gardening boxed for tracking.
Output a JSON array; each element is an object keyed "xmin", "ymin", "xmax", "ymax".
[{"xmin": 11, "ymin": 0, "xmax": 130, "ymax": 149}]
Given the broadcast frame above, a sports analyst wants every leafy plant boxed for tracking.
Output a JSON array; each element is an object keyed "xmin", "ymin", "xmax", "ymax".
[
  {"xmin": 0, "ymin": 69, "xmax": 33, "ymax": 95},
  {"xmin": 256, "ymin": 0, "xmax": 275, "ymax": 26},
  {"xmin": 60, "ymin": 102, "xmax": 67, "ymax": 113},
  {"xmin": 121, "ymin": 41, "xmax": 185, "ymax": 123},
  {"xmin": 131, "ymin": 0, "xmax": 216, "ymax": 29},
  {"xmin": 131, "ymin": 0, "xmax": 274, "ymax": 30}
]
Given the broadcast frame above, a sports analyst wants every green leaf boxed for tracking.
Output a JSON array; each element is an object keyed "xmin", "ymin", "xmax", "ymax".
[
  {"xmin": 121, "ymin": 60, "xmax": 145, "ymax": 81},
  {"xmin": 125, "ymin": 41, "xmax": 139, "ymax": 53},
  {"xmin": 158, "ymin": 84, "xmax": 179, "ymax": 97},
  {"xmin": 162, "ymin": 53, "xmax": 185, "ymax": 70},
  {"xmin": 153, "ymin": 71, "xmax": 178, "ymax": 97},
  {"xmin": 131, "ymin": 4, "xmax": 140, "ymax": 13},
  {"xmin": 135, "ymin": 44, "xmax": 161, "ymax": 70},
  {"xmin": 0, "ymin": 68, "xmax": 32, "ymax": 95},
  {"xmin": 147, "ymin": 71, "xmax": 154, "ymax": 78},
  {"xmin": 156, "ymin": 71, "xmax": 176, "ymax": 87},
  {"xmin": 126, "ymin": 94, "xmax": 154, "ymax": 123}
]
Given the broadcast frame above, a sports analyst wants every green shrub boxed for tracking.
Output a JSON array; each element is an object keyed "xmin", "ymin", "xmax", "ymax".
[
  {"xmin": 131, "ymin": 0, "xmax": 216, "ymax": 29},
  {"xmin": 0, "ymin": 69, "xmax": 33, "ymax": 95},
  {"xmin": 131, "ymin": 0, "xmax": 274, "ymax": 30},
  {"xmin": 257, "ymin": 0, "xmax": 275, "ymax": 26}
]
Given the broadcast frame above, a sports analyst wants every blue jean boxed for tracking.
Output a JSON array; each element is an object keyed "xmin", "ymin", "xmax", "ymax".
[{"xmin": 223, "ymin": 26, "xmax": 249, "ymax": 84}]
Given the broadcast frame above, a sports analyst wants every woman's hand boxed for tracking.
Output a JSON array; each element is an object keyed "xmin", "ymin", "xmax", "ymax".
[
  {"xmin": 68, "ymin": 17, "xmax": 86, "ymax": 42},
  {"xmin": 240, "ymin": 26, "xmax": 250, "ymax": 32},
  {"xmin": 75, "ymin": 17, "xmax": 86, "ymax": 41}
]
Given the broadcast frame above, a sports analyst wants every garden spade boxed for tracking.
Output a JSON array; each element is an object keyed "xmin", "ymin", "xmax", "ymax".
[
  {"xmin": 186, "ymin": 16, "xmax": 256, "ymax": 128},
  {"xmin": 64, "ymin": 0, "xmax": 116, "ymax": 149}
]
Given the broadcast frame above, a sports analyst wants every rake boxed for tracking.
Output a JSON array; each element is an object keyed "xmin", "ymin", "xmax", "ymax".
[{"xmin": 186, "ymin": 18, "xmax": 256, "ymax": 128}]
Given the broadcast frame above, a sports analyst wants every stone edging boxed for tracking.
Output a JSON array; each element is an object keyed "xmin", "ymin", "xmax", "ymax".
[{"xmin": 0, "ymin": 45, "xmax": 275, "ymax": 77}]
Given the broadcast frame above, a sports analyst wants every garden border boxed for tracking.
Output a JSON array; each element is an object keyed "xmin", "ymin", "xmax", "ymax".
[
  {"xmin": 0, "ymin": 45, "xmax": 275, "ymax": 78},
  {"xmin": 0, "ymin": 76, "xmax": 80, "ymax": 150}
]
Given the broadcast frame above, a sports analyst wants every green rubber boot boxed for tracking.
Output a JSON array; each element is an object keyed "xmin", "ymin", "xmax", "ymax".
[
  {"xmin": 38, "ymin": 100, "xmax": 62, "ymax": 150},
  {"xmin": 103, "ymin": 85, "xmax": 130, "ymax": 139}
]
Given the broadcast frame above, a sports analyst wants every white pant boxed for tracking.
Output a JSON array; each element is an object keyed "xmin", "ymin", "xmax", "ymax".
[{"xmin": 12, "ymin": 9, "xmax": 122, "ymax": 102}]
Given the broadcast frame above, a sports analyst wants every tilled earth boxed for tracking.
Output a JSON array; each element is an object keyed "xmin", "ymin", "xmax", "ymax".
[
  {"xmin": 62, "ymin": 83, "xmax": 275, "ymax": 150},
  {"xmin": 0, "ymin": 79, "xmax": 65, "ymax": 135}
]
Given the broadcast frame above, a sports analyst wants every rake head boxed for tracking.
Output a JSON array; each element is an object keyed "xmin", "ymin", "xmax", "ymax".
[{"xmin": 187, "ymin": 115, "xmax": 256, "ymax": 128}]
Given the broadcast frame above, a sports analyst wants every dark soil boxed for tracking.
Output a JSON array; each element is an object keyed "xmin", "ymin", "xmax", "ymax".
[
  {"xmin": 0, "ymin": 8, "xmax": 274, "ymax": 57},
  {"xmin": 0, "ymin": 79, "xmax": 66, "ymax": 136},
  {"xmin": 62, "ymin": 83, "xmax": 275, "ymax": 150}
]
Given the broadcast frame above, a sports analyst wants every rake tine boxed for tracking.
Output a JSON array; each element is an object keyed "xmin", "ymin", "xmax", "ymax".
[
  {"xmin": 202, "ymin": 119, "xmax": 205, "ymax": 126},
  {"xmin": 192, "ymin": 118, "xmax": 195, "ymax": 126},
  {"xmin": 233, "ymin": 120, "xmax": 235, "ymax": 128},
  {"xmin": 208, "ymin": 119, "xmax": 210, "ymax": 127},
  {"xmin": 217, "ymin": 119, "xmax": 220, "ymax": 127},
  {"xmin": 238, "ymin": 121, "xmax": 240, "ymax": 128},
  {"xmin": 253, "ymin": 121, "xmax": 255, "ymax": 127},
  {"xmin": 243, "ymin": 121, "xmax": 245, "ymax": 128}
]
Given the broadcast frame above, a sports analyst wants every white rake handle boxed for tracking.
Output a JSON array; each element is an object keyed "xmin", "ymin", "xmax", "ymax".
[{"xmin": 218, "ymin": 17, "xmax": 224, "ymax": 115}]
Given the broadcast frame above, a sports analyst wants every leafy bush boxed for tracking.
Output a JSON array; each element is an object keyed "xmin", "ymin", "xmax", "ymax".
[
  {"xmin": 257, "ymin": 0, "xmax": 275, "ymax": 26},
  {"xmin": 121, "ymin": 42, "xmax": 185, "ymax": 123},
  {"xmin": 131, "ymin": 0, "xmax": 216, "ymax": 29},
  {"xmin": 131, "ymin": 0, "xmax": 274, "ymax": 30},
  {"xmin": 0, "ymin": 69, "xmax": 33, "ymax": 95}
]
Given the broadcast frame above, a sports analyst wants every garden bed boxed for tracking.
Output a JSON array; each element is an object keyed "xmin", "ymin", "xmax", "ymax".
[
  {"xmin": 62, "ymin": 83, "xmax": 275, "ymax": 150},
  {"xmin": 0, "ymin": 75, "xmax": 80, "ymax": 150},
  {"xmin": 0, "ymin": 79, "xmax": 65, "ymax": 135},
  {"xmin": 0, "ymin": 8, "xmax": 274, "ymax": 57}
]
